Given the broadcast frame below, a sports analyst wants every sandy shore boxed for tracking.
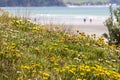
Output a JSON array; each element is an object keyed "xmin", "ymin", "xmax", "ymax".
[
  {"xmin": 66, "ymin": 23, "xmax": 108, "ymax": 37},
  {"xmin": 49, "ymin": 22, "xmax": 108, "ymax": 37},
  {"xmin": 33, "ymin": 19, "xmax": 108, "ymax": 37}
]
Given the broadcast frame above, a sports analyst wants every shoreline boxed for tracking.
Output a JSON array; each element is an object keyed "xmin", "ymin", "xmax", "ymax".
[
  {"xmin": 60, "ymin": 23, "xmax": 108, "ymax": 37},
  {"xmin": 66, "ymin": 4, "xmax": 119, "ymax": 8},
  {"xmin": 33, "ymin": 20, "xmax": 108, "ymax": 37}
]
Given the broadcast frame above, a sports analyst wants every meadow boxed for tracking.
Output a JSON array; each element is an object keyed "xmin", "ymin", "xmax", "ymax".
[{"xmin": 0, "ymin": 9, "xmax": 120, "ymax": 80}]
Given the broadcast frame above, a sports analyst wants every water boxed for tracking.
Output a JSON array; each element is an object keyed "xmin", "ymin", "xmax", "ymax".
[{"xmin": 0, "ymin": 7, "xmax": 116, "ymax": 24}]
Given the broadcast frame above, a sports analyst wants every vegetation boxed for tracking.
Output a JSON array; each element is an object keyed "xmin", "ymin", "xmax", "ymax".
[
  {"xmin": 104, "ymin": 6, "xmax": 120, "ymax": 45},
  {"xmin": 63, "ymin": 0, "xmax": 120, "ymax": 5},
  {"xmin": 0, "ymin": 9, "xmax": 120, "ymax": 80},
  {"xmin": 0, "ymin": 0, "xmax": 120, "ymax": 6},
  {"xmin": 0, "ymin": 0, "xmax": 65, "ymax": 7}
]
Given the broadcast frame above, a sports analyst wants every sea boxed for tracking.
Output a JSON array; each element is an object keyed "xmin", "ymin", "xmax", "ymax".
[{"xmin": 0, "ymin": 6, "xmax": 118, "ymax": 24}]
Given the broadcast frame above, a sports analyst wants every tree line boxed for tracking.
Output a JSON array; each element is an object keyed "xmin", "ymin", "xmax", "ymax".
[
  {"xmin": 63, "ymin": 0, "xmax": 120, "ymax": 5},
  {"xmin": 0, "ymin": 0, "xmax": 120, "ymax": 6},
  {"xmin": 0, "ymin": 0, "xmax": 65, "ymax": 6}
]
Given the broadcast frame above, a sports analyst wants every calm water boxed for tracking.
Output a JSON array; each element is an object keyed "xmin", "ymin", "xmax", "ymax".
[
  {"xmin": 1, "ymin": 7, "xmax": 116, "ymax": 24},
  {"xmin": 1, "ymin": 7, "xmax": 110, "ymax": 16}
]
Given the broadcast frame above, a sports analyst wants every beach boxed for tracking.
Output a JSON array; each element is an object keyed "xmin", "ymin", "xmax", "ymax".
[
  {"xmin": 65, "ymin": 22, "xmax": 108, "ymax": 37},
  {"xmin": 1, "ymin": 7, "xmax": 109, "ymax": 37},
  {"xmin": 75, "ymin": 24, "xmax": 108, "ymax": 37},
  {"xmin": 34, "ymin": 19, "xmax": 108, "ymax": 37},
  {"xmin": 31, "ymin": 15, "xmax": 108, "ymax": 37}
]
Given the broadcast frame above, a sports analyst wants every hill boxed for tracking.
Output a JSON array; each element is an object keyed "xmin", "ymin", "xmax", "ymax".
[
  {"xmin": 0, "ymin": 9, "xmax": 120, "ymax": 80},
  {"xmin": 0, "ymin": 0, "xmax": 65, "ymax": 7},
  {"xmin": 0, "ymin": 0, "xmax": 120, "ymax": 6},
  {"xmin": 63, "ymin": 0, "xmax": 120, "ymax": 5}
]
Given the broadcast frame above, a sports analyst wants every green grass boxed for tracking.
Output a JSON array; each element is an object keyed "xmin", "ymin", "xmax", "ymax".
[{"xmin": 0, "ymin": 9, "xmax": 120, "ymax": 80}]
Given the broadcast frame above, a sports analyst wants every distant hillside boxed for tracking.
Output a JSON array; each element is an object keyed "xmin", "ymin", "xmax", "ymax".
[
  {"xmin": 63, "ymin": 0, "xmax": 120, "ymax": 5},
  {"xmin": 0, "ymin": 0, "xmax": 120, "ymax": 6},
  {"xmin": 0, "ymin": 0, "xmax": 65, "ymax": 7}
]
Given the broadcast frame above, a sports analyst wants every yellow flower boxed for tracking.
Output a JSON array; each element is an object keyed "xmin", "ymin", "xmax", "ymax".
[
  {"xmin": 33, "ymin": 63, "xmax": 40, "ymax": 67},
  {"xmin": 34, "ymin": 47, "xmax": 39, "ymax": 51},
  {"xmin": 69, "ymin": 69, "xmax": 76, "ymax": 75},
  {"xmin": 32, "ymin": 69, "xmax": 36, "ymax": 73},
  {"xmin": 54, "ymin": 68, "xmax": 59, "ymax": 72},
  {"xmin": 62, "ymin": 47, "xmax": 68, "ymax": 51},
  {"xmin": 8, "ymin": 45, "xmax": 15, "ymax": 49},
  {"xmin": 86, "ymin": 68, "xmax": 91, "ymax": 72},
  {"xmin": 43, "ymin": 72, "xmax": 50, "ymax": 77},
  {"xmin": 43, "ymin": 77, "xmax": 48, "ymax": 80},
  {"xmin": 80, "ymin": 72, "xmax": 84, "ymax": 76},
  {"xmin": 65, "ymin": 66, "xmax": 69, "ymax": 69},
  {"xmin": 31, "ymin": 29, "xmax": 37, "ymax": 33},
  {"xmin": 77, "ymin": 79, "xmax": 82, "ymax": 80},
  {"xmin": 39, "ymin": 71, "xmax": 43, "ymax": 74},
  {"xmin": 49, "ymin": 56, "xmax": 55, "ymax": 62},
  {"xmin": 60, "ymin": 68, "xmax": 65, "ymax": 72},
  {"xmin": 82, "ymin": 55, "xmax": 87, "ymax": 59},
  {"xmin": 21, "ymin": 65, "xmax": 30, "ymax": 70},
  {"xmin": 40, "ymin": 26, "xmax": 46, "ymax": 31}
]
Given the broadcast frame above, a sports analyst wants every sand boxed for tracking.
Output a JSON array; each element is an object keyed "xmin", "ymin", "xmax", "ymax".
[
  {"xmin": 33, "ymin": 19, "xmax": 108, "ymax": 37},
  {"xmin": 69, "ymin": 23, "xmax": 108, "ymax": 37},
  {"xmin": 55, "ymin": 21, "xmax": 108, "ymax": 37}
]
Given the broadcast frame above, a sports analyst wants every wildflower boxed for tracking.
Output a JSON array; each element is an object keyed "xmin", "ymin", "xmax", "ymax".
[
  {"xmin": 32, "ymin": 69, "xmax": 36, "ymax": 73},
  {"xmin": 34, "ymin": 47, "xmax": 39, "ymax": 51},
  {"xmin": 54, "ymin": 68, "xmax": 59, "ymax": 72},
  {"xmin": 31, "ymin": 29, "xmax": 37, "ymax": 33},
  {"xmin": 40, "ymin": 26, "xmax": 46, "ymax": 31},
  {"xmin": 43, "ymin": 72, "xmax": 50, "ymax": 77},
  {"xmin": 21, "ymin": 65, "xmax": 30, "ymax": 70},
  {"xmin": 62, "ymin": 47, "xmax": 68, "ymax": 51},
  {"xmin": 86, "ymin": 68, "xmax": 91, "ymax": 72},
  {"xmin": 69, "ymin": 68, "xmax": 76, "ymax": 75},
  {"xmin": 59, "ymin": 39, "xmax": 64, "ymax": 42},
  {"xmin": 33, "ymin": 63, "xmax": 40, "ymax": 67},
  {"xmin": 8, "ymin": 45, "xmax": 16, "ymax": 49},
  {"xmin": 70, "ymin": 65, "xmax": 76, "ymax": 68},
  {"xmin": 65, "ymin": 66, "xmax": 69, "ymax": 69},
  {"xmin": 69, "ymin": 69, "xmax": 75, "ymax": 75},
  {"xmin": 39, "ymin": 71, "xmax": 43, "ymax": 74},
  {"xmin": 54, "ymin": 63, "xmax": 59, "ymax": 66},
  {"xmin": 49, "ymin": 56, "xmax": 55, "ymax": 62},
  {"xmin": 77, "ymin": 79, "xmax": 82, "ymax": 80},
  {"xmin": 43, "ymin": 77, "xmax": 48, "ymax": 80},
  {"xmin": 60, "ymin": 68, "xmax": 65, "ymax": 72},
  {"xmin": 109, "ymin": 45, "xmax": 115, "ymax": 49},
  {"xmin": 80, "ymin": 72, "xmax": 84, "ymax": 76},
  {"xmin": 82, "ymin": 55, "xmax": 87, "ymax": 59}
]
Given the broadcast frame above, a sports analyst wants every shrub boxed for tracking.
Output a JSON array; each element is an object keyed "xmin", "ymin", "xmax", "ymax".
[{"xmin": 104, "ymin": 6, "xmax": 120, "ymax": 45}]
